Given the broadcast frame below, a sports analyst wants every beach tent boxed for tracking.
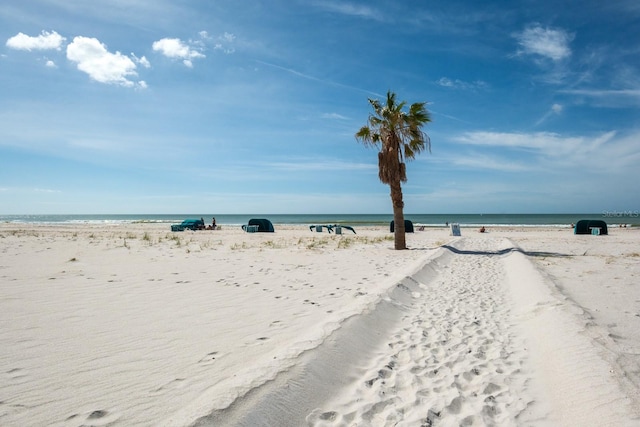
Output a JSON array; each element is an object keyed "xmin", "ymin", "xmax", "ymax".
[
  {"xmin": 247, "ymin": 218, "xmax": 275, "ymax": 232},
  {"xmin": 574, "ymin": 219, "xmax": 608, "ymax": 235},
  {"xmin": 390, "ymin": 220, "xmax": 414, "ymax": 233}
]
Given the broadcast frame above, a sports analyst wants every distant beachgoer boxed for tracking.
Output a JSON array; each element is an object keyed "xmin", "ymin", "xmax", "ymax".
[
  {"xmin": 212, "ymin": 217, "xmax": 217, "ymax": 230},
  {"xmin": 479, "ymin": 226, "xmax": 486, "ymax": 233}
]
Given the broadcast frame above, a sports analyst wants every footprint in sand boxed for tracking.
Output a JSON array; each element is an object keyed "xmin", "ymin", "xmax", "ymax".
[
  {"xmin": 5, "ymin": 368, "xmax": 28, "ymax": 380},
  {"xmin": 152, "ymin": 378, "xmax": 188, "ymax": 394},
  {"xmin": 66, "ymin": 409, "xmax": 120, "ymax": 426},
  {"xmin": 198, "ymin": 351, "xmax": 219, "ymax": 366}
]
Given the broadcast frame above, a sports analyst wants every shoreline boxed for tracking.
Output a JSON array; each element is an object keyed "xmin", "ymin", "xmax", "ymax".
[
  {"xmin": 2, "ymin": 212, "xmax": 638, "ymax": 229},
  {"xmin": 1, "ymin": 224, "xmax": 638, "ymax": 425}
]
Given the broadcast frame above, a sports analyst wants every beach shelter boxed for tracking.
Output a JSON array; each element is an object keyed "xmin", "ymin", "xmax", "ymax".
[
  {"xmin": 247, "ymin": 218, "xmax": 275, "ymax": 232},
  {"xmin": 390, "ymin": 220, "xmax": 414, "ymax": 233},
  {"xmin": 574, "ymin": 219, "xmax": 608, "ymax": 235}
]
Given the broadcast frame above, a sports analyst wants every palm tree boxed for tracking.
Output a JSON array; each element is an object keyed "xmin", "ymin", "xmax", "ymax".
[{"xmin": 355, "ymin": 90, "xmax": 431, "ymax": 250}]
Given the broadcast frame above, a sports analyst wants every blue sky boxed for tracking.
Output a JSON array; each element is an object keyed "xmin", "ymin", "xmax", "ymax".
[{"xmin": 1, "ymin": 0, "xmax": 639, "ymax": 214}]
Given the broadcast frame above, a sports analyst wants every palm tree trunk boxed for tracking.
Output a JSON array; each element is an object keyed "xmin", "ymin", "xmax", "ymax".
[{"xmin": 390, "ymin": 180, "xmax": 406, "ymax": 250}]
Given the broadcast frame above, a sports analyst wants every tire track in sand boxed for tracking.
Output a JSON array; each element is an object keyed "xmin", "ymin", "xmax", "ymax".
[{"xmin": 307, "ymin": 237, "xmax": 534, "ymax": 426}]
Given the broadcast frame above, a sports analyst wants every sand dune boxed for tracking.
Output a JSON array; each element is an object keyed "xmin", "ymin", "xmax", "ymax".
[{"xmin": 1, "ymin": 224, "xmax": 638, "ymax": 426}]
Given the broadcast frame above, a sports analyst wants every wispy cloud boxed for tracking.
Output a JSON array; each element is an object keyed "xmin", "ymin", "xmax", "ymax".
[
  {"xmin": 454, "ymin": 130, "xmax": 606, "ymax": 153},
  {"xmin": 535, "ymin": 103, "xmax": 563, "ymax": 126},
  {"xmin": 450, "ymin": 153, "xmax": 530, "ymax": 172},
  {"xmin": 255, "ymin": 60, "xmax": 382, "ymax": 97},
  {"xmin": 6, "ymin": 30, "xmax": 66, "ymax": 51},
  {"xmin": 66, "ymin": 36, "xmax": 146, "ymax": 88},
  {"xmin": 436, "ymin": 77, "xmax": 488, "ymax": 91},
  {"xmin": 452, "ymin": 130, "xmax": 640, "ymax": 172},
  {"xmin": 0, "ymin": 187, "xmax": 62, "ymax": 194},
  {"xmin": 34, "ymin": 188, "xmax": 62, "ymax": 193},
  {"xmin": 514, "ymin": 24, "xmax": 573, "ymax": 61},
  {"xmin": 560, "ymin": 88, "xmax": 640, "ymax": 107},
  {"xmin": 266, "ymin": 158, "xmax": 375, "ymax": 172},
  {"xmin": 311, "ymin": 1, "xmax": 383, "ymax": 21},
  {"xmin": 321, "ymin": 112, "xmax": 349, "ymax": 120}
]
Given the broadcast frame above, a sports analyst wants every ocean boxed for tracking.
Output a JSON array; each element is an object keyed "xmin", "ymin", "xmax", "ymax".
[{"xmin": 1, "ymin": 213, "xmax": 637, "ymax": 227}]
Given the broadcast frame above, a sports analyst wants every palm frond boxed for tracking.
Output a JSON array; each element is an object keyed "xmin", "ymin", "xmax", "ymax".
[{"xmin": 356, "ymin": 90, "xmax": 432, "ymax": 178}]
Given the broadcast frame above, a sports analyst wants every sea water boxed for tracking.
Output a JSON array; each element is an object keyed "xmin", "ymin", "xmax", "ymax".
[{"xmin": 1, "ymin": 213, "xmax": 637, "ymax": 227}]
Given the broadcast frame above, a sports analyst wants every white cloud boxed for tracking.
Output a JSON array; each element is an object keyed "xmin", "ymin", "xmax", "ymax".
[
  {"xmin": 6, "ymin": 30, "xmax": 66, "ymax": 51},
  {"xmin": 515, "ymin": 24, "xmax": 573, "ymax": 61},
  {"xmin": 45, "ymin": 60, "xmax": 56, "ymax": 68},
  {"xmin": 66, "ymin": 36, "xmax": 143, "ymax": 87},
  {"xmin": 220, "ymin": 32, "xmax": 235, "ymax": 43},
  {"xmin": 436, "ymin": 77, "xmax": 488, "ymax": 90},
  {"xmin": 131, "ymin": 53, "xmax": 150, "ymax": 68},
  {"xmin": 212, "ymin": 32, "xmax": 236, "ymax": 54},
  {"xmin": 152, "ymin": 37, "xmax": 205, "ymax": 67}
]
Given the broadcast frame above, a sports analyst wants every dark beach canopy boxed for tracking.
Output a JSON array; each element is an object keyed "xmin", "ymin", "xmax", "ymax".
[
  {"xmin": 390, "ymin": 220, "xmax": 414, "ymax": 233},
  {"xmin": 247, "ymin": 218, "xmax": 275, "ymax": 232},
  {"xmin": 574, "ymin": 219, "xmax": 608, "ymax": 235}
]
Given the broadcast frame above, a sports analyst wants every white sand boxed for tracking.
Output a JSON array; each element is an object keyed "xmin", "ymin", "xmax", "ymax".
[{"xmin": 0, "ymin": 223, "xmax": 638, "ymax": 426}]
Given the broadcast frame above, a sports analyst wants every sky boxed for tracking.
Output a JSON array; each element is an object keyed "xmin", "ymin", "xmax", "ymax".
[{"xmin": 1, "ymin": 0, "xmax": 639, "ymax": 214}]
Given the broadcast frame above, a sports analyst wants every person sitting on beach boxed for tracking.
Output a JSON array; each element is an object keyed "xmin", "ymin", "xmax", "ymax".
[{"xmin": 479, "ymin": 226, "xmax": 486, "ymax": 233}]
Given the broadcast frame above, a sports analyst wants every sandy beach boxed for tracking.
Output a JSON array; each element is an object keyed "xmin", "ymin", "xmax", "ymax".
[{"xmin": 1, "ymin": 223, "xmax": 639, "ymax": 426}]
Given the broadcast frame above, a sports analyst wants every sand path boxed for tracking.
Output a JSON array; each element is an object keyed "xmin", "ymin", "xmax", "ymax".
[{"xmin": 304, "ymin": 237, "xmax": 533, "ymax": 426}]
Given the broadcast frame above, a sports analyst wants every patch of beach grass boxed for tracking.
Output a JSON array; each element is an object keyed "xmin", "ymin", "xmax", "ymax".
[
  {"xmin": 305, "ymin": 237, "xmax": 330, "ymax": 249},
  {"xmin": 337, "ymin": 238, "xmax": 354, "ymax": 249},
  {"xmin": 169, "ymin": 234, "xmax": 182, "ymax": 247},
  {"xmin": 231, "ymin": 241, "xmax": 250, "ymax": 250}
]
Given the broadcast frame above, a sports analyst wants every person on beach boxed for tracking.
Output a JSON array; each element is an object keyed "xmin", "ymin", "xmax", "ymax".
[
  {"xmin": 212, "ymin": 217, "xmax": 217, "ymax": 230},
  {"xmin": 479, "ymin": 226, "xmax": 486, "ymax": 233}
]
